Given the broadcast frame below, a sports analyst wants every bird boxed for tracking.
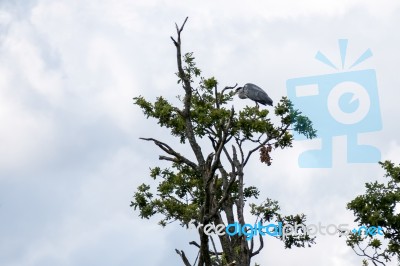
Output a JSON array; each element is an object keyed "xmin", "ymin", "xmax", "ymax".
[{"xmin": 235, "ymin": 83, "xmax": 273, "ymax": 107}]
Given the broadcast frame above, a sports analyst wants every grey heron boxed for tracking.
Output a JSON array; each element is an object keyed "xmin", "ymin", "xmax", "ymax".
[{"xmin": 235, "ymin": 83, "xmax": 273, "ymax": 107}]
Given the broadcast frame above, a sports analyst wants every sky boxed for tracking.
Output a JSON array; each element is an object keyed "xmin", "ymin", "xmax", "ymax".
[{"xmin": 1, "ymin": 0, "xmax": 400, "ymax": 265}]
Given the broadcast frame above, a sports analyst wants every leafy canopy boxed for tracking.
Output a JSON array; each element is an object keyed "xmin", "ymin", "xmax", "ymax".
[
  {"xmin": 131, "ymin": 51, "xmax": 316, "ymax": 233},
  {"xmin": 346, "ymin": 160, "xmax": 400, "ymax": 265}
]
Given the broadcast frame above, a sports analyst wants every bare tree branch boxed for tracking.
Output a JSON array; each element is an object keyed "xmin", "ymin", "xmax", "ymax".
[
  {"xmin": 351, "ymin": 240, "xmax": 387, "ymax": 266},
  {"xmin": 175, "ymin": 249, "xmax": 192, "ymax": 266},
  {"xmin": 170, "ymin": 16, "xmax": 205, "ymax": 169},
  {"xmin": 250, "ymin": 233, "xmax": 264, "ymax": 257},
  {"xmin": 210, "ymin": 236, "xmax": 222, "ymax": 265},
  {"xmin": 210, "ymin": 107, "xmax": 235, "ymax": 176},
  {"xmin": 189, "ymin": 241, "xmax": 223, "ymax": 256},
  {"xmin": 209, "ymin": 167, "xmax": 237, "ymax": 219},
  {"xmin": 221, "ymin": 83, "xmax": 238, "ymax": 95},
  {"xmin": 140, "ymin": 137, "xmax": 198, "ymax": 169}
]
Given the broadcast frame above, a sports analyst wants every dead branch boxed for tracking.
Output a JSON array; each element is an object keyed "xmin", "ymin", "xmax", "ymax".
[
  {"xmin": 140, "ymin": 137, "xmax": 198, "ymax": 169},
  {"xmin": 189, "ymin": 241, "xmax": 223, "ymax": 256},
  {"xmin": 175, "ymin": 249, "xmax": 192, "ymax": 266}
]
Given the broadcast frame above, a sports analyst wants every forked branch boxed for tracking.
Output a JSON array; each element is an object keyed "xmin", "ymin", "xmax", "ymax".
[{"xmin": 140, "ymin": 137, "xmax": 198, "ymax": 169}]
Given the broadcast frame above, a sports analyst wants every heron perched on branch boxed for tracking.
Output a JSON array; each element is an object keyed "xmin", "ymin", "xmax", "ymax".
[{"xmin": 235, "ymin": 83, "xmax": 273, "ymax": 107}]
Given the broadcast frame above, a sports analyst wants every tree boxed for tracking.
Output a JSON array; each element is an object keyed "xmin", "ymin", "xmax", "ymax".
[
  {"xmin": 131, "ymin": 17, "xmax": 317, "ymax": 266},
  {"xmin": 345, "ymin": 160, "xmax": 400, "ymax": 266}
]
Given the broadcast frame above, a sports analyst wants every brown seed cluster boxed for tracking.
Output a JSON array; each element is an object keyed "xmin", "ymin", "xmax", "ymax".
[{"xmin": 260, "ymin": 145, "xmax": 272, "ymax": 165}]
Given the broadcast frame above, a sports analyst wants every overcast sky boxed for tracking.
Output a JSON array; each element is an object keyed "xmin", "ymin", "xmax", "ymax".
[{"xmin": 1, "ymin": 1, "xmax": 400, "ymax": 266}]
